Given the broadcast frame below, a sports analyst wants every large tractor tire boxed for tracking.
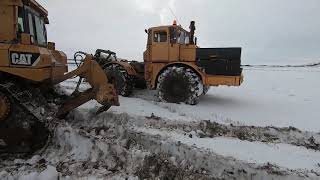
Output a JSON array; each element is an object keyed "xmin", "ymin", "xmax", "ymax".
[
  {"xmin": 104, "ymin": 64, "xmax": 133, "ymax": 97},
  {"xmin": 157, "ymin": 66, "xmax": 203, "ymax": 105}
]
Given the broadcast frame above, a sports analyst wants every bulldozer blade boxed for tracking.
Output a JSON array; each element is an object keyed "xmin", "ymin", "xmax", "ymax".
[
  {"xmin": 57, "ymin": 88, "xmax": 96, "ymax": 118},
  {"xmin": 95, "ymin": 104, "xmax": 112, "ymax": 116}
]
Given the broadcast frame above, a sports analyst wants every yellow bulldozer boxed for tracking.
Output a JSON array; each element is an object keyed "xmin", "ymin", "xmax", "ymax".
[
  {"xmin": 97, "ymin": 21, "xmax": 243, "ymax": 105},
  {"xmin": 0, "ymin": 0, "xmax": 119, "ymax": 153}
]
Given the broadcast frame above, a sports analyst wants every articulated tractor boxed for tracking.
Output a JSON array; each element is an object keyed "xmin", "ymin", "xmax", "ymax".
[{"xmin": 97, "ymin": 21, "xmax": 243, "ymax": 105}]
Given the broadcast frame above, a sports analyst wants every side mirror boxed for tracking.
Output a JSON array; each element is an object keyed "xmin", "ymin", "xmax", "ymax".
[
  {"xmin": 145, "ymin": 29, "xmax": 148, "ymax": 34},
  {"xmin": 48, "ymin": 42, "xmax": 56, "ymax": 50}
]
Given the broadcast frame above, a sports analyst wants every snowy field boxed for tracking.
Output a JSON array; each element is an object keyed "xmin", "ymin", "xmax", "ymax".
[
  {"xmin": 1, "ymin": 64, "xmax": 320, "ymax": 179},
  {"xmin": 107, "ymin": 66, "xmax": 320, "ymax": 131}
]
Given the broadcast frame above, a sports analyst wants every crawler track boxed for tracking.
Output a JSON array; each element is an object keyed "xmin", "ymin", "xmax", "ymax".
[{"xmin": 0, "ymin": 81, "xmax": 63, "ymax": 154}]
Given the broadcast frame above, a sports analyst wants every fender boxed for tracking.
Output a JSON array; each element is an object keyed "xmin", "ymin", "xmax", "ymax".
[
  {"xmin": 149, "ymin": 62, "xmax": 205, "ymax": 89},
  {"xmin": 103, "ymin": 61, "xmax": 137, "ymax": 76}
]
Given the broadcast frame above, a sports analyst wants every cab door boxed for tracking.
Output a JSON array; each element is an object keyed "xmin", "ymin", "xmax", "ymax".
[
  {"xmin": 168, "ymin": 26, "xmax": 180, "ymax": 62},
  {"xmin": 151, "ymin": 30, "xmax": 169, "ymax": 62}
]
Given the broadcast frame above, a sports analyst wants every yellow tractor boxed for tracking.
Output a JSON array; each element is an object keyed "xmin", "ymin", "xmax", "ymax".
[
  {"xmin": 0, "ymin": 0, "xmax": 119, "ymax": 153},
  {"xmin": 98, "ymin": 21, "xmax": 243, "ymax": 105}
]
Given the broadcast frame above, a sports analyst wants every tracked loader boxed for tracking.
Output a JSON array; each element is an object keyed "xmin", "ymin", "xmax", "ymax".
[{"xmin": 0, "ymin": 0, "xmax": 119, "ymax": 154}]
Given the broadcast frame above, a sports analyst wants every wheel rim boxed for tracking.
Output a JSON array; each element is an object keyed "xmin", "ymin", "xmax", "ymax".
[{"xmin": 0, "ymin": 94, "xmax": 10, "ymax": 122}]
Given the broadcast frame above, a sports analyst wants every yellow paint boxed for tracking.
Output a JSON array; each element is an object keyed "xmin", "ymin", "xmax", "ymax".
[
  {"xmin": 144, "ymin": 25, "xmax": 244, "ymax": 89},
  {"xmin": 0, "ymin": 0, "xmax": 119, "ymax": 113}
]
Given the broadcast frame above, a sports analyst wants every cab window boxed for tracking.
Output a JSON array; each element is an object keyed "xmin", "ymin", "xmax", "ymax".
[
  {"xmin": 154, "ymin": 31, "xmax": 167, "ymax": 43},
  {"xmin": 28, "ymin": 13, "xmax": 35, "ymax": 41},
  {"xmin": 19, "ymin": 6, "xmax": 48, "ymax": 46},
  {"xmin": 34, "ymin": 15, "xmax": 47, "ymax": 46},
  {"xmin": 169, "ymin": 27, "xmax": 192, "ymax": 45},
  {"xmin": 28, "ymin": 12, "xmax": 47, "ymax": 46},
  {"xmin": 177, "ymin": 31, "xmax": 186, "ymax": 44},
  {"xmin": 17, "ymin": 7, "xmax": 25, "ymax": 33},
  {"xmin": 18, "ymin": 18, "xmax": 24, "ymax": 32}
]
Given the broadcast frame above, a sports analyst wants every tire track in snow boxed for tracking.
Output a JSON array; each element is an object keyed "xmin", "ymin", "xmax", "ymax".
[
  {"xmin": 142, "ymin": 116, "xmax": 320, "ymax": 151},
  {"xmin": 63, "ymin": 111, "xmax": 320, "ymax": 179},
  {"xmin": 60, "ymin": 79, "xmax": 320, "ymax": 151},
  {"xmin": 74, "ymin": 111, "xmax": 320, "ymax": 179},
  {"xmin": 127, "ymin": 84, "xmax": 320, "ymax": 151},
  {"xmin": 1, "ymin": 110, "xmax": 319, "ymax": 179}
]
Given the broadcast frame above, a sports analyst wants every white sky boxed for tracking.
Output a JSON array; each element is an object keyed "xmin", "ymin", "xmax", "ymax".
[{"xmin": 38, "ymin": 0, "xmax": 320, "ymax": 64}]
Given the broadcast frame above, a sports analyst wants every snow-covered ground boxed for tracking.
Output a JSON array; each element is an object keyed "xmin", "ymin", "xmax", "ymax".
[
  {"xmin": 112, "ymin": 66, "xmax": 320, "ymax": 132},
  {"xmin": 1, "ymin": 65, "xmax": 320, "ymax": 179}
]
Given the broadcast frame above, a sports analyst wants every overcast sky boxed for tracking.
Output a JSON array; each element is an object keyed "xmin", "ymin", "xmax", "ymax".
[{"xmin": 38, "ymin": 0, "xmax": 319, "ymax": 64}]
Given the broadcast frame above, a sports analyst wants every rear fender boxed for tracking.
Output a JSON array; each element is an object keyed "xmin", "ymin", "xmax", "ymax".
[
  {"xmin": 103, "ymin": 61, "xmax": 137, "ymax": 76},
  {"xmin": 152, "ymin": 62, "xmax": 205, "ymax": 89}
]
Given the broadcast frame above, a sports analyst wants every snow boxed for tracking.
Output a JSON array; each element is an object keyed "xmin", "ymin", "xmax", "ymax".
[
  {"xmin": 2, "ymin": 65, "xmax": 320, "ymax": 179},
  {"xmin": 139, "ymin": 127, "xmax": 320, "ymax": 171},
  {"xmin": 1, "ymin": 166, "xmax": 58, "ymax": 180},
  {"xmin": 75, "ymin": 66, "xmax": 320, "ymax": 174},
  {"xmin": 56, "ymin": 127, "xmax": 94, "ymax": 161},
  {"xmin": 109, "ymin": 66, "xmax": 320, "ymax": 132},
  {"xmin": 66, "ymin": 64, "xmax": 320, "ymax": 132},
  {"xmin": 37, "ymin": 166, "xmax": 59, "ymax": 180},
  {"xmin": 18, "ymin": 172, "xmax": 38, "ymax": 180}
]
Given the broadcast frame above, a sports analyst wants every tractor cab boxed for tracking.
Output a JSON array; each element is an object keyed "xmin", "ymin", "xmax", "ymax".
[
  {"xmin": 144, "ymin": 21, "xmax": 198, "ymax": 63},
  {"xmin": 0, "ymin": 0, "xmax": 49, "ymax": 47},
  {"xmin": 0, "ymin": 0, "xmax": 67, "ymax": 82},
  {"xmin": 17, "ymin": 0, "xmax": 49, "ymax": 47}
]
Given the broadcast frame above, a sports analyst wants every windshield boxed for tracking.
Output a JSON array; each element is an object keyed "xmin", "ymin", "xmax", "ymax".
[
  {"xmin": 169, "ymin": 27, "xmax": 191, "ymax": 45},
  {"xmin": 18, "ymin": 6, "xmax": 48, "ymax": 46},
  {"xmin": 34, "ymin": 15, "xmax": 47, "ymax": 46},
  {"xmin": 17, "ymin": 7, "xmax": 25, "ymax": 33},
  {"xmin": 154, "ymin": 31, "xmax": 168, "ymax": 42}
]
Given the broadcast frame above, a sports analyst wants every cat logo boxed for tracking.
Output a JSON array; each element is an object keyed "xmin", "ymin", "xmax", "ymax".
[{"xmin": 10, "ymin": 52, "xmax": 40, "ymax": 66}]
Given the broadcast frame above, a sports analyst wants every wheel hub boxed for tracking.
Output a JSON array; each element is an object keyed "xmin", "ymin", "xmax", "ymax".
[{"xmin": 0, "ymin": 94, "xmax": 10, "ymax": 122}]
